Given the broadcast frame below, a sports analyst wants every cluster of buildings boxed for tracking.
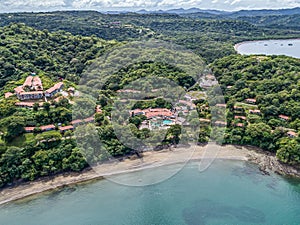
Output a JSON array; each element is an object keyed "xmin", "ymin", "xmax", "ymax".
[
  {"xmin": 24, "ymin": 106, "xmax": 101, "ymax": 134},
  {"xmin": 5, "ymin": 73, "xmax": 65, "ymax": 102},
  {"xmin": 131, "ymin": 108, "xmax": 174, "ymax": 120},
  {"xmin": 14, "ymin": 75, "xmax": 44, "ymax": 100},
  {"xmin": 128, "ymin": 91, "xmax": 206, "ymax": 131},
  {"xmin": 232, "ymin": 99, "xmax": 298, "ymax": 138}
]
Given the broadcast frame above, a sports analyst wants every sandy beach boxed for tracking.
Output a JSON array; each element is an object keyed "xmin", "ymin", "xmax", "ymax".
[{"xmin": 0, "ymin": 144, "xmax": 299, "ymax": 206}]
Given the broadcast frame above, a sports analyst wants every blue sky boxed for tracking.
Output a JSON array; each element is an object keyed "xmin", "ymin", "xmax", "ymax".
[{"xmin": 0, "ymin": 0, "xmax": 299, "ymax": 12}]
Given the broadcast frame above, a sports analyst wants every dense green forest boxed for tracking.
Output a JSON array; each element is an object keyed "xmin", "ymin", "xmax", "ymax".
[
  {"xmin": 0, "ymin": 23, "xmax": 116, "ymax": 90},
  {"xmin": 1, "ymin": 11, "xmax": 300, "ymax": 62},
  {"xmin": 0, "ymin": 10, "xmax": 299, "ymax": 188}
]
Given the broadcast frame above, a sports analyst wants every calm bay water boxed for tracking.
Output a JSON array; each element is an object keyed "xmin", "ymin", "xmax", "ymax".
[
  {"xmin": 235, "ymin": 39, "xmax": 300, "ymax": 58},
  {"xmin": 0, "ymin": 160, "xmax": 300, "ymax": 225}
]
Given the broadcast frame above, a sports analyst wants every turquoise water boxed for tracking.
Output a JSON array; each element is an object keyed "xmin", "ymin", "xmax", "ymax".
[
  {"xmin": 236, "ymin": 39, "xmax": 300, "ymax": 59},
  {"xmin": 0, "ymin": 160, "xmax": 300, "ymax": 225},
  {"xmin": 163, "ymin": 120, "xmax": 173, "ymax": 125}
]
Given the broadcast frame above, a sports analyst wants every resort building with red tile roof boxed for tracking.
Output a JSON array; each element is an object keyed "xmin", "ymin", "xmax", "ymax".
[
  {"xmin": 235, "ymin": 123, "xmax": 244, "ymax": 128},
  {"xmin": 245, "ymin": 98, "xmax": 257, "ymax": 104},
  {"xmin": 279, "ymin": 115, "xmax": 290, "ymax": 121},
  {"xmin": 131, "ymin": 108, "xmax": 174, "ymax": 119},
  {"xmin": 234, "ymin": 116, "xmax": 247, "ymax": 120},
  {"xmin": 24, "ymin": 127, "xmax": 35, "ymax": 133},
  {"xmin": 84, "ymin": 117, "xmax": 95, "ymax": 123},
  {"xmin": 287, "ymin": 131, "xmax": 298, "ymax": 138},
  {"xmin": 12, "ymin": 73, "xmax": 65, "ymax": 103},
  {"xmin": 40, "ymin": 124, "xmax": 56, "ymax": 132},
  {"xmin": 45, "ymin": 82, "xmax": 64, "ymax": 98},
  {"xmin": 15, "ymin": 102, "xmax": 36, "ymax": 108},
  {"xmin": 23, "ymin": 76, "xmax": 33, "ymax": 87},
  {"xmin": 199, "ymin": 118, "xmax": 211, "ymax": 123},
  {"xmin": 71, "ymin": 119, "xmax": 83, "ymax": 125},
  {"xmin": 4, "ymin": 92, "xmax": 14, "ymax": 99},
  {"xmin": 59, "ymin": 125, "xmax": 74, "ymax": 133}
]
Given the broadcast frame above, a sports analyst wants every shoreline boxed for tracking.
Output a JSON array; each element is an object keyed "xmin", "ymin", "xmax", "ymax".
[{"xmin": 0, "ymin": 144, "xmax": 299, "ymax": 206}]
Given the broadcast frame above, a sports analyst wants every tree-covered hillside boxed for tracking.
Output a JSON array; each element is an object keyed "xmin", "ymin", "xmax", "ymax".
[
  {"xmin": 0, "ymin": 23, "xmax": 116, "ymax": 90},
  {"xmin": 1, "ymin": 11, "xmax": 300, "ymax": 62},
  {"xmin": 211, "ymin": 55, "xmax": 300, "ymax": 165}
]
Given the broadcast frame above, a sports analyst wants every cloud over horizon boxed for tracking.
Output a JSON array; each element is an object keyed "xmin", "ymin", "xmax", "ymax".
[{"xmin": 0, "ymin": 0, "xmax": 299, "ymax": 12}]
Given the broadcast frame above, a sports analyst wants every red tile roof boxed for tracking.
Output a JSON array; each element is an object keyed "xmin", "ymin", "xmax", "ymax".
[
  {"xmin": 71, "ymin": 119, "xmax": 83, "ymax": 125},
  {"xmin": 287, "ymin": 131, "xmax": 298, "ymax": 137},
  {"xmin": 249, "ymin": 109, "xmax": 261, "ymax": 114},
  {"xmin": 214, "ymin": 121, "xmax": 227, "ymax": 126},
  {"xmin": 200, "ymin": 119, "xmax": 211, "ymax": 123},
  {"xmin": 279, "ymin": 115, "xmax": 290, "ymax": 120},
  {"xmin": 14, "ymin": 86, "xmax": 24, "ymax": 94},
  {"xmin": 45, "ymin": 82, "xmax": 64, "ymax": 94},
  {"xmin": 235, "ymin": 123, "xmax": 244, "ymax": 127},
  {"xmin": 4, "ymin": 92, "xmax": 14, "ymax": 98},
  {"xmin": 33, "ymin": 76, "xmax": 42, "ymax": 87},
  {"xmin": 15, "ymin": 102, "xmax": 35, "ymax": 107},
  {"xmin": 84, "ymin": 117, "xmax": 94, "ymax": 123},
  {"xmin": 23, "ymin": 76, "xmax": 33, "ymax": 87},
  {"xmin": 40, "ymin": 124, "xmax": 56, "ymax": 131},
  {"xmin": 234, "ymin": 116, "xmax": 247, "ymax": 120},
  {"xmin": 131, "ymin": 108, "xmax": 174, "ymax": 119},
  {"xmin": 20, "ymin": 91, "xmax": 43, "ymax": 96},
  {"xmin": 53, "ymin": 96, "xmax": 64, "ymax": 102},
  {"xmin": 24, "ymin": 127, "xmax": 35, "ymax": 132},
  {"xmin": 59, "ymin": 125, "xmax": 74, "ymax": 131}
]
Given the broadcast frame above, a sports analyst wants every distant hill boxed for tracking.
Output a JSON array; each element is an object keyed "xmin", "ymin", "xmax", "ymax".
[
  {"xmin": 229, "ymin": 7, "xmax": 300, "ymax": 17},
  {"xmin": 136, "ymin": 8, "xmax": 227, "ymax": 15},
  {"xmin": 134, "ymin": 7, "xmax": 300, "ymax": 17}
]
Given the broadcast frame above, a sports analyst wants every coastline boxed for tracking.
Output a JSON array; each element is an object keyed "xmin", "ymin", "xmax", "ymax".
[{"xmin": 0, "ymin": 144, "xmax": 299, "ymax": 206}]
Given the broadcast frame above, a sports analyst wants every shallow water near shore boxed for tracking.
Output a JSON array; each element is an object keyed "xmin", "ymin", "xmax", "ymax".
[{"xmin": 0, "ymin": 160, "xmax": 300, "ymax": 225}]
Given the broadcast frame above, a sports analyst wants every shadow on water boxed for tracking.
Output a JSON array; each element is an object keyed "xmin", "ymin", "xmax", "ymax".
[
  {"xmin": 182, "ymin": 199, "xmax": 265, "ymax": 225},
  {"xmin": 231, "ymin": 163, "xmax": 263, "ymax": 181},
  {"xmin": 46, "ymin": 186, "xmax": 77, "ymax": 201},
  {"xmin": 282, "ymin": 176, "xmax": 300, "ymax": 199},
  {"xmin": 231, "ymin": 162, "xmax": 281, "ymax": 192}
]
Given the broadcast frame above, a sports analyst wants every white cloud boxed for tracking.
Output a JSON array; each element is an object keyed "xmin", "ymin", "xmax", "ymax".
[
  {"xmin": 3, "ymin": 0, "xmax": 66, "ymax": 8},
  {"xmin": 0, "ymin": 0, "xmax": 300, "ymax": 12},
  {"xmin": 230, "ymin": 0, "xmax": 241, "ymax": 5}
]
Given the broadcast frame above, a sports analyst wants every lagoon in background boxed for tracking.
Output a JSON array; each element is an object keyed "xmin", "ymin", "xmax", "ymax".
[
  {"xmin": 0, "ymin": 160, "xmax": 300, "ymax": 225},
  {"xmin": 235, "ymin": 39, "xmax": 300, "ymax": 59}
]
